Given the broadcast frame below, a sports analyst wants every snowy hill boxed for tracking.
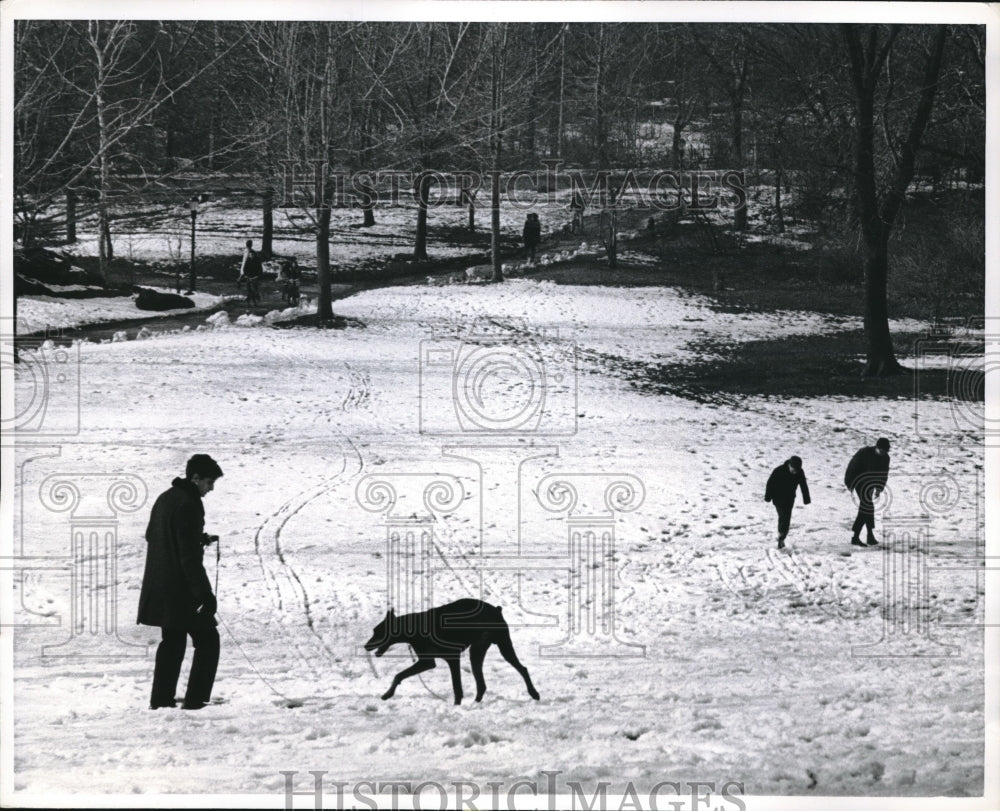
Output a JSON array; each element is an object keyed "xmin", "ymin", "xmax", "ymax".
[{"xmin": 9, "ymin": 278, "xmax": 985, "ymax": 806}]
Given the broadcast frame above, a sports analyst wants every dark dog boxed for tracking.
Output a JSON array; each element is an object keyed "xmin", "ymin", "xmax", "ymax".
[{"xmin": 364, "ymin": 599, "xmax": 540, "ymax": 705}]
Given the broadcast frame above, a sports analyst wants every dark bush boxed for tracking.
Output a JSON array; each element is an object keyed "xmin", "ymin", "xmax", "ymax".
[
  {"xmin": 134, "ymin": 287, "xmax": 195, "ymax": 311},
  {"xmin": 13, "ymin": 246, "xmax": 100, "ymax": 286}
]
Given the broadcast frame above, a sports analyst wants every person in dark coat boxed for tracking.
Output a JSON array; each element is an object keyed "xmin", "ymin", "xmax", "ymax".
[
  {"xmin": 764, "ymin": 455, "xmax": 811, "ymax": 549},
  {"xmin": 238, "ymin": 239, "xmax": 263, "ymax": 305},
  {"xmin": 844, "ymin": 437, "xmax": 891, "ymax": 547},
  {"xmin": 523, "ymin": 213, "xmax": 542, "ymax": 262},
  {"xmin": 138, "ymin": 454, "xmax": 223, "ymax": 710}
]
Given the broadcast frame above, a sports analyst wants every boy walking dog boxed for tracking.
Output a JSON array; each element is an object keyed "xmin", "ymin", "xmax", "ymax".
[{"xmin": 138, "ymin": 454, "xmax": 224, "ymax": 710}]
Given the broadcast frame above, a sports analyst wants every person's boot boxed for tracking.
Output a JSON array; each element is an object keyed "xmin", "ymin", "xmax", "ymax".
[
  {"xmin": 851, "ymin": 536, "xmax": 866, "ymax": 547},
  {"xmin": 867, "ymin": 535, "xmax": 879, "ymax": 546},
  {"xmin": 777, "ymin": 536, "xmax": 786, "ymax": 550},
  {"xmin": 181, "ymin": 700, "xmax": 208, "ymax": 710},
  {"xmin": 149, "ymin": 699, "xmax": 176, "ymax": 710}
]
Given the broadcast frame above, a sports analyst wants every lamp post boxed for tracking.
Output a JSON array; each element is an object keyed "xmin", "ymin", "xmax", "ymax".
[{"xmin": 186, "ymin": 198, "xmax": 199, "ymax": 294}]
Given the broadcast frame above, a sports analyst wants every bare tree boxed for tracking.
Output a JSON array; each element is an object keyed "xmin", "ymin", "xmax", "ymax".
[
  {"xmin": 693, "ymin": 26, "xmax": 751, "ymax": 230},
  {"xmin": 550, "ymin": 24, "xmax": 568, "ymax": 158},
  {"xmin": 488, "ymin": 24, "xmax": 509, "ymax": 281},
  {"xmin": 842, "ymin": 24, "xmax": 949, "ymax": 376},
  {"xmin": 13, "ymin": 21, "xmax": 77, "ymax": 246},
  {"xmin": 364, "ymin": 23, "xmax": 489, "ymax": 260},
  {"xmin": 252, "ymin": 22, "xmax": 355, "ymax": 320},
  {"xmin": 14, "ymin": 20, "xmax": 249, "ymax": 276}
]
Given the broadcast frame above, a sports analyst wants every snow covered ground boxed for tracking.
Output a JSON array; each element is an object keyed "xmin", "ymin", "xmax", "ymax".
[
  {"xmin": 52, "ymin": 180, "xmax": 815, "ymax": 277},
  {"xmin": 58, "ymin": 189, "xmax": 584, "ymax": 273},
  {"xmin": 5, "ymin": 276, "xmax": 989, "ymax": 809},
  {"xmin": 15, "ymin": 288, "xmax": 224, "ymax": 334}
]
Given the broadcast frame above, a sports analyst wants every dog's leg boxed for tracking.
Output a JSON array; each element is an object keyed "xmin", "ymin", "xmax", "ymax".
[
  {"xmin": 444, "ymin": 656, "xmax": 463, "ymax": 705},
  {"xmin": 382, "ymin": 658, "xmax": 435, "ymax": 700},
  {"xmin": 496, "ymin": 635, "xmax": 540, "ymax": 700},
  {"xmin": 469, "ymin": 643, "xmax": 489, "ymax": 702}
]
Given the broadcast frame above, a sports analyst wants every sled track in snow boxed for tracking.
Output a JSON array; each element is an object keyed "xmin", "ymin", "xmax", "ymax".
[
  {"xmin": 251, "ymin": 444, "xmax": 363, "ymax": 679},
  {"xmin": 250, "ymin": 358, "xmax": 370, "ymax": 680}
]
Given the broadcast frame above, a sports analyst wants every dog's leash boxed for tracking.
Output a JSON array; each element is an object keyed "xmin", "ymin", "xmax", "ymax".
[
  {"xmin": 216, "ymin": 612, "xmax": 302, "ymax": 706},
  {"xmin": 209, "ymin": 533, "xmax": 316, "ymax": 708},
  {"xmin": 212, "ymin": 536, "xmax": 302, "ymax": 706}
]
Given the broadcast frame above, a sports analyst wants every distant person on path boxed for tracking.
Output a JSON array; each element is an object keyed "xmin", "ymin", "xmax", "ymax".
[
  {"xmin": 844, "ymin": 437, "xmax": 891, "ymax": 547},
  {"xmin": 238, "ymin": 239, "xmax": 263, "ymax": 305},
  {"xmin": 764, "ymin": 455, "xmax": 811, "ymax": 550},
  {"xmin": 523, "ymin": 212, "xmax": 541, "ymax": 262},
  {"xmin": 570, "ymin": 190, "xmax": 586, "ymax": 234},
  {"xmin": 277, "ymin": 257, "xmax": 301, "ymax": 305},
  {"xmin": 138, "ymin": 454, "xmax": 224, "ymax": 710}
]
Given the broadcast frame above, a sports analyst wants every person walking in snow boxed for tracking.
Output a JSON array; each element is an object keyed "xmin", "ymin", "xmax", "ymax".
[
  {"xmin": 138, "ymin": 454, "xmax": 224, "ymax": 710},
  {"xmin": 238, "ymin": 239, "xmax": 263, "ymax": 305},
  {"xmin": 764, "ymin": 455, "xmax": 811, "ymax": 549},
  {"xmin": 844, "ymin": 437, "xmax": 891, "ymax": 547},
  {"xmin": 523, "ymin": 212, "xmax": 541, "ymax": 262}
]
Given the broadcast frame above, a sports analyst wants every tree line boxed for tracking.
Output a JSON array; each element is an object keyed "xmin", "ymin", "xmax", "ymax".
[{"xmin": 14, "ymin": 21, "xmax": 985, "ymax": 373}]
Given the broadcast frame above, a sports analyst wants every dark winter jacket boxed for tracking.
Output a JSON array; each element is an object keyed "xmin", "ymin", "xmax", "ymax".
[
  {"xmin": 241, "ymin": 247, "xmax": 263, "ymax": 279},
  {"xmin": 765, "ymin": 461, "xmax": 811, "ymax": 508},
  {"xmin": 523, "ymin": 217, "xmax": 541, "ymax": 248},
  {"xmin": 137, "ymin": 478, "xmax": 216, "ymax": 629},
  {"xmin": 844, "ymin": 446, "xmax": 890, "ymax": 494}
]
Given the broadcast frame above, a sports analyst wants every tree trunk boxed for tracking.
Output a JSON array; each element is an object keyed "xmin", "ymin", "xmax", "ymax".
[
  {"xmin": 466, "ymin": 191, "xmax": 475, "ymax": 233},
  {"xmin": 605, "ymin": 208, "xmax": 618, "ymax": 269},
  {"xmin": 187, "ymin": 209, "xmax": 196, "ymax": 293},
  {"xmin": 862, "ymin": 231, "xmax": 902, "ymax": 376},
  {"xmin": 490, "ymin": 172, "xmax": 503, "ymax": 282},
  {"xmin": 551, "ymin": 24, "xmax": 566, "ymax": 157},
  {"xmin": 95, "ymin": 50, "xmax": 110, "ymax": 282},
  {"xmin": 732, "ymin": 99, "xmax": 747, "ymax": 231},
  {"xmin": 414, "ymin": 173, "xmax": 430, "ymax": 260},
  {"xmin": 358, "ymin": 169, "xmax": 376, "ymax": 227},
  {"xmin": 774, "ymin": 166, "xmax": 784, "ymax": 233},
  {"xmin": 524, "ymin": 24, "xmax": 539, "ymax": 157},
  {"xmin": 594, "ymin": 24, "xmax": 608, "ymax": 169},
  {"xmin": 842, "ymin": 25, "xmax": 947, "ymax": 377},
  {"xmin": 854, "ymin": 91, "xmax": 901, "ymax": 377},
  {"xmin": 489, "ymin": 25, "xmax": 506, "ymax": 283},
  {"xmin": 671, "ymin": 120, "xmax": 685, "ymax": 170},
  {"xmin": 100, "ymin": 208, "xmax": 113, "ymax": 263},
  {"xmin": 65, "ymin": 188, "xmax": 77, "ymax": 243},
  {"xmin": 208, "ymin": 22, "xmax": 220, "ymax": 171},
  {"xmin": 262, "ymin": 188, "xmax": 274, "ymax": 258},
  {"xmin": 316, "ymin": 203, "xmax": 334, "ymax": 320},
  {"xmin": 19, "ymin": 210, "xmax": 34, "ymax": 247}
]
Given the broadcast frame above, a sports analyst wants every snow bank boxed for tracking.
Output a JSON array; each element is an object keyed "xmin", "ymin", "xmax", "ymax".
[{"xmin": 16, "ymin": 287, "xmax": 222, "ymax": 334}]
